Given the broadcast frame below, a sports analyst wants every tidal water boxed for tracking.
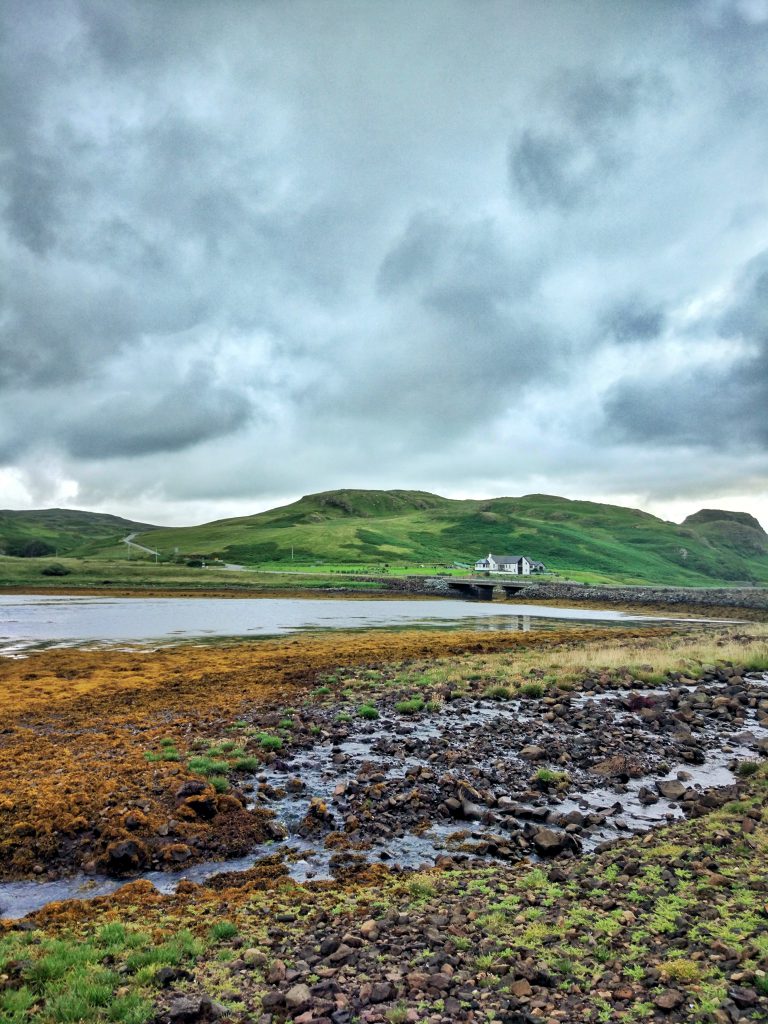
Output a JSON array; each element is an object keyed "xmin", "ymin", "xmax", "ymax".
[{"xmin": 0, "ymin": 593, "xmax": 691, "ymax": 657}]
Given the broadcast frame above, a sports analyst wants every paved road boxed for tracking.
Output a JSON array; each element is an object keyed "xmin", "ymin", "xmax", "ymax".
[{"xmin": 121, "ymin": 532, "xmax": 160, "ymax": 557}]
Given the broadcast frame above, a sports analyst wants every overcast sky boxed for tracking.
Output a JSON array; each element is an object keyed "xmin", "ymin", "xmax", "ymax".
[{"xmin": 1, "ymin": 0, "xmax": 767, "ymax": 528}]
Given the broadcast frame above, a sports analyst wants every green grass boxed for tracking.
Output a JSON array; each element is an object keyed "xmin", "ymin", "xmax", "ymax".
[
  {"xmin": 395, "ymin": 697, "xmax": 425, "ymax": 715},
  {"xmin": 519, "ymin": 681, "xmax": 545, "ymax": 698},
  {"xmin": 4, "ymin": 488, "xmax": 767, "ymax": 588},
  {"xmin": 358, "ymin": 703, "xmax": 380, "ymax": 719},
  {"xmin": 257, "ymin": 733, "xmax": 283, "ymax": 751},
  {"xmin": 483, "ymin": 684, "xmax": 511, "ymax": 701},
  {"xmin": 187, "ymin": 755, "xmax": 230, "ymax": 777},
  {"xmin": 0, "ymin": 926, "xmax": 202, "ymax": 1024}
]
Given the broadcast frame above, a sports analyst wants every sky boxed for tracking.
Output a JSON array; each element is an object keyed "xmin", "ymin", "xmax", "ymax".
[{"xmin": 1, "ymin": 0, "xmax": 767, "ymax": 529}]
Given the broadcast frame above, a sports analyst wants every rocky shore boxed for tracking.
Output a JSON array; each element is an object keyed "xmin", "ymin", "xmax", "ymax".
[
  {"xmin": 1, "ymin": 625, "xmax": 767, "ymax": 1023},
  {"xmin": 391, "ymin": 577, "xmax": 768, "ymax": 612}
]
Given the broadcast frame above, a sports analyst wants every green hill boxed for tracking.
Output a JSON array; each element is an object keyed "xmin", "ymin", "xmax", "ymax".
[
  {"xmin": 0, "ymin": 509, "xmax": 161, "ymax": 558},
  {"xmin": 3, "ymin": 491, "xmax": 767, "ymax": 586},
  {"xmin": 125, "ymin": 489, "xmax": 768, "ymax": 587}
]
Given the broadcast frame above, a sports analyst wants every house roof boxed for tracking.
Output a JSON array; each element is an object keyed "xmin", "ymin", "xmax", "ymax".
[{"xmin": 487, "ymin": 554, "xmax": 528, "ymax": 564}]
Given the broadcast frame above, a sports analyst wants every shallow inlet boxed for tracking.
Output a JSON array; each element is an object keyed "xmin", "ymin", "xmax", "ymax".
[{"xmin": 0, "ymin": 593, "xmax": 716, "ymax": 657}]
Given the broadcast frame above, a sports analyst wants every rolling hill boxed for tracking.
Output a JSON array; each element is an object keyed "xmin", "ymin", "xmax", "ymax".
[
  {"xmin": 127, "ymin": 489, "xmax": 768, "ymax": 586},
  {"xmin": 2, "ymin": 490, "xmax": 767, "ymax": 586},
  {"xmin": 0, "ymin": 508, "xmax": 161, "ymax": 558}
]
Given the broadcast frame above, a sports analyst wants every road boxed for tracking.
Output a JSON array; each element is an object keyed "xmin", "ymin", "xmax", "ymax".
[{"xmin": 121, "ymin": 532, "xmax": 160, "ymax": 558}]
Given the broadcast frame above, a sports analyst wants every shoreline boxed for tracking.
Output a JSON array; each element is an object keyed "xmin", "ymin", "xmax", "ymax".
[{"xmin": 1, "ymin": 583, "xmax": 763, "ymax": 624}]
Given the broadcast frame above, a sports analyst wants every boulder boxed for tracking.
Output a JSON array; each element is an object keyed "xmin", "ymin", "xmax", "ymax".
[
  {"xmin": 656, "ymin": 780, "xmax": 686, "ymax": 800},
  {"xmin": 285, "ymin": 983, "xmax": 312, "ymax": 1011},
  {"xmin": 520, "ymin": 745, "xmax": 547, "ymax": 761}
]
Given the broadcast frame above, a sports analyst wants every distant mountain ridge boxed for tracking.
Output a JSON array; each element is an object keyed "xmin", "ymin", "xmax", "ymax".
[{"xmin": 3, "ymin": 489, "xmax": 766, "ymax": 586}]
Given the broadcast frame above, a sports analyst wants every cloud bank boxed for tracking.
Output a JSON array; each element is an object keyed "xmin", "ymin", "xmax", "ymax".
[{"xmin": 1, "ymin": 0, "xmax": 767, "ymax": 525}]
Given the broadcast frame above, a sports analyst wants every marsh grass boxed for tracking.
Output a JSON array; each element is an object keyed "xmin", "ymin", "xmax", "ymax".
[{"xmin": 0, "ymin": 926, "xmax": 202, "ymax": 1024}]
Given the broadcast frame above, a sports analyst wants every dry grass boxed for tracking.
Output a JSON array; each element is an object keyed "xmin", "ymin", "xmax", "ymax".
[{"xmin": 391, "ymin": 624, "xmax": 768, "ymax": 692}]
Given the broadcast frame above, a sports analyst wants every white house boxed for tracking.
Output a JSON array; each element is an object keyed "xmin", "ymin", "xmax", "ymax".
[{"xmin": 474, "ymin": 553, "xmax": 541, "ymax": 574}]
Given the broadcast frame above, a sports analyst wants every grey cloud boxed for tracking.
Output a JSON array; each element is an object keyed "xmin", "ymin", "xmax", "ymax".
[
  {"xmin": 604, "ymin": 247, "xmax": 768, "ymax": 448},
  {"xmin": 601, "ymin": 297, "xmax": 667, "ymax": 343},
  {"xmin": 377, "ymin": 214, "xmax": 446, "ymax": 295},
  {"xmin": 64, "ymin": 374, "xmax": 251, "ymax": 459},
  {"xmin": 509, "ymin": 68, "xmax": 666, "ymax": 209},
  {"xmin": 0, "ymin": 0, "xmax": 767, "ymax": 522},
  {"xmin": 718, "ymin": 250, "xmax": 768, "ymax": 341}
]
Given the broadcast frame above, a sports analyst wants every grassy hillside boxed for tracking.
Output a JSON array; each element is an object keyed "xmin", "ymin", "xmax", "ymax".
[
  {"xmin": 3, "ymin": 490, "xmax": 767, "ymax": 586},
  {"xmin": 0, "ymin": 509, "xmax": 160, "ymax": 558},
  {"xmin": 127, "ymin": 489, "xmax": 768, "ymax": 587}
]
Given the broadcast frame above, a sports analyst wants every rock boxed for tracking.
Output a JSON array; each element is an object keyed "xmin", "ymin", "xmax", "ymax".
[
  {"xmin": 729, "ymin": 986, "xmax": 757, "ymax": 1007},
  {"xmin": 261, "ymin": 992, "xmax": 286, "ymax": 1010},
  {"xmin": 166, "ymin": 994, "xmax": 226, "ymax": 1022},
  {"xmin": 656, "ymin": 780, "xmax": 686, "ymax": 800},
  {"xmin": 175, "ymin": 780, "xmax": 208, "ymax": 799},
  {"xmin": 509, "ymin": 978, "xmax": 532, "ymax": 997},
  {"xmin": 520, "ymin": 745, "xmax": 547, "ymax": 761},
  {"xmin": 531, "ymin": 827, "xmax": 576, "ymax": 857},
  {"xmin": 182, "ymin": 792, "xmax": 218, "ymax": 820},
  {"xmin": 654, "ymin": 989, "xmax": 684, "ymax": 1011},
  {"xmin": 360, "ymin": 919, "xmax": 379, "ymax": 940},
  {"xmin": 285, "ymin": 983, "xmax": 312, "ymax": 1010},
  {"xmin": 369, "ymin": 982, "xmax": 395, "ymax": 1003},
  {"xmin": 461, "ymin": 797, "xmax": 485, "ymax": 821},
  {"xmin": 103, "ymin": 839, "xmax": 148, "ymax": 874},
  {"xmin": 161, "ymin": 843, "xmax": 193, "ymax": 863},
  {"xmin": 243, "ymin": 948, "xmax": 268, "ymax": 967}
]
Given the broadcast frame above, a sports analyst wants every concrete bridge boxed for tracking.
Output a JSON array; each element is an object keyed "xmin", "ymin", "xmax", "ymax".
[{"xmin": 446, "ymin": 578, "xmax": 529, "ymax": 601}]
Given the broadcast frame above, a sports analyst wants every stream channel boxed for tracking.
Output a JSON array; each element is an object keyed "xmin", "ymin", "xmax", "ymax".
[{"xmin": 2, "ymin": 671, "xmax": 766, "ymax": 921}]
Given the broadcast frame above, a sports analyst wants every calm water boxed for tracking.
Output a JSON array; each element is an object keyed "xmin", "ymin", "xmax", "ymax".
[{"xmin": 0, "ymin": 594, "xmax": 692, "ymax": 656}]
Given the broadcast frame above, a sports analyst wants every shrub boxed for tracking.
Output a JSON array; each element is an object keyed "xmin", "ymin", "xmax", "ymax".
[
  {"xmin": 659, "ymin": 958, "xmax": 703, "ymax": 983},
  {"xmin": 336, "ymin": 712, "xmax": 352, "ymax": 723},
  {"xmin": 257, "ymin": 733, "xmax": 283, "ymax": 751},
  {"xmin": 187, "ymin": 755, "xmax": 230, "ymax": 777},
  {"xmin": 7, "ymin": 538, "xmax": 56, "ymax": 557},
  {"xmin": 736, "ymin": 761, "xmax": 760, "ymax": 777},
  {"xmin": 533, "ymin": 768, "xmax": 570, "ymax": 788},
  {"xmin": 358, "ymin": 704, "xmax": 379, "ymax": 720},
  {"xmin": 209, "ymin": 921, "xmax": 238, "ymax": 941},
  {"xmin": 232, "ymin": 756, "xmax": 260, "ymax": 772},
  {"xmin": 484, "ymin": 685, "xmax": 511, "ymax": 701},
  {"xmin": 41, "ymin": 562, "xmax": 71, "ymax": 576},
  {"xmin": 395, "ymin": 697, "xmax": 425, "ymax": 715},
  {"xmin": 519, "ymin": 682, "xmax": 545, "ymax": 698},
  {"xmin": 209, "ymin": 775, "xmax": 229, "ymax": 793}
]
